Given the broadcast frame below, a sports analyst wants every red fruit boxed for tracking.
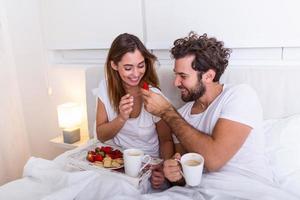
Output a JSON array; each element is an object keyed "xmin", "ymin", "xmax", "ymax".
[
  {"xmin": 88, "ymin": 150, "xmax": 96, "ymax": 155},
  {"xmin": 142, "ymin": 82, "xmax": 149, "ymax": 91},
  {"xmin": 115, "ymin": 149, "xmax": 122, "ymax": 154},
  {"xmin": 111, "ymin": 149, "xmax": 122, "ymax": 158},
  {"xmin": 114, "ymin": 153, "xmax": 122, "ymax": 159},
  {"xmin": 86, "ymin": 153, "xmax": 95, "ymax": 162},
  {"xmin": 94, "ymin": 154, "xmax": 103, "ymax": 161},
  {"xmin": 101, "ymin": 146, "xmax": 112, "ymax": 154}
]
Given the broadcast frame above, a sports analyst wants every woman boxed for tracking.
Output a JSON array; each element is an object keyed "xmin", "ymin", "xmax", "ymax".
[{"xmin": 95, "ymin": 33, "xmax": 173, "ymax": 188}]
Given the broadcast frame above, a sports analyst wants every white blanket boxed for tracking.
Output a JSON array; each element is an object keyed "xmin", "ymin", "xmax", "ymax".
[{"xmin": 3, "ymin": 157, "xmax": 297, "ymax": 200}]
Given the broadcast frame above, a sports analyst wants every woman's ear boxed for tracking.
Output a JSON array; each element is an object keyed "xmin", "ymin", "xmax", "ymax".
[
  {"xmin": 111, "ymin": 61, "xmax": 118, "ymax": 71},
  {"xmin": 202, "ymin": 69, "xmax": 216, "ymax": 82}
]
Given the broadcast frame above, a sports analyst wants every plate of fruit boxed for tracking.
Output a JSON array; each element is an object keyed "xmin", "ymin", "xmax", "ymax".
[{"xmin": 86, "ymin": 146, "xmax": 124, "ymax": 169}]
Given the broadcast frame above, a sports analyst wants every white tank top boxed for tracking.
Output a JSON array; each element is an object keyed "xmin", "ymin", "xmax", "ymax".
[{"xmin": 95, "ymin": 79, "xmax": 163, "ymax": 157}]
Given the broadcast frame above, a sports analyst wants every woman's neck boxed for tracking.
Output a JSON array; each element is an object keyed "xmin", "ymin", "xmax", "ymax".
[{"xmin": 124, "ymin": 85, "xmax": 140, "ymax": 97}]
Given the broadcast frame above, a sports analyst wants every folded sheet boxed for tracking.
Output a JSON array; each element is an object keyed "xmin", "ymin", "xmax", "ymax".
[{"xmin": 17, "ymin": 157, "xmax": 300, "ymax": 200}]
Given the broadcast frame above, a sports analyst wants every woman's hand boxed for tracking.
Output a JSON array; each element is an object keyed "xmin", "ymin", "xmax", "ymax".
[
  {"xmin": 151, "ymin": 163, "xmax": 165, "ymax": 189},
  {"xmin": 118, "ymin": 94, "xmax": 134, "ymax": 121},
  {"xmin": 163, "ymin": 153, "xmax": 183, "ymax": 182}
]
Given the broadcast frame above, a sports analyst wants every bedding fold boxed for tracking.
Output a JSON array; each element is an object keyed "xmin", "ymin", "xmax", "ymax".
[{"xmin": 17, "ymin": 157, "xmax": 300, "ymax": 200}]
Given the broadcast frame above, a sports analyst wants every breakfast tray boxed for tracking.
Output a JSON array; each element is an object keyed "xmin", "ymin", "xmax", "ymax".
[{"xmin": 66, "ymin": 141, "xmax": 151, "ymax": 189}]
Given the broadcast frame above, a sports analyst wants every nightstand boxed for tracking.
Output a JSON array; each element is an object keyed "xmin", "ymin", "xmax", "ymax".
[{"xmin": 50, "ymin": 134, "xmax": 90, "ymax": 149}]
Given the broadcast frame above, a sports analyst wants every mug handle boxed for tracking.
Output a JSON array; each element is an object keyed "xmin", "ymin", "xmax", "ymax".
[
  {"xmin": 174, "ymin": 158, "xmax": 185, "ymax": 178},
  {"xmin": 139, "ymin": 155, "xmax": 152, "ymax": 172}
]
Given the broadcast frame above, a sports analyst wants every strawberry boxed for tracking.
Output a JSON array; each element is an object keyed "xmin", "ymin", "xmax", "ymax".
[
  {"xmin": 101, "ymin": 146, "xmax": 113, "ymax": 154},
  {"xmin": 113, "ymin": 149, "xmax": 122, "ymax": 154},
  {"xmin": 113, "ymin": 153, "xmax": 122, "ymax": 159},
  {"xmin": 94, "ymin": 154, "xmax": 103, "ymax": 161},
  {"xmin": 111, "ymin": 149, "xmax": 122, "ymax": 158},
  {"xmin": 86, "ymin": 153, "xmax": 95, "ymax": 162},
  {"xmin": 88, "ymin": 150, "xmax": 96, "ymax": 155},
  {"xmin": 142, "ymin": 82, "xmax": 149, "ymax": 91}
]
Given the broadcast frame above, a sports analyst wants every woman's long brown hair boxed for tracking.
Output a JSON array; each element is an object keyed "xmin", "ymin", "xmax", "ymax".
[{"xmin": 105, "ymin": 33, "xmax": 159, "ymax": 113}]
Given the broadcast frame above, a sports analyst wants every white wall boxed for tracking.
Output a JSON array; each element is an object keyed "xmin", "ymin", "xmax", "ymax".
[
  {"xmin": 145, "ymin": 0, "xmax": 300, "ymax": 48},
  {"xmin": 1, "ymin": 0, "xmax": 91, "ymax": 185},
  {"xmin": 0, "ymin": 1, "xmax": 31, "ymax": 185},
  {"xmin": 2, "ymin": 0, "xmax": 68, "ymax": 161},
  {"xmin": 41, "ymin": 0, "xmax": 300, "ymax": 49},
  {"xmin": 1, "ymin": 0, "xmax": 90, "ymax": 185},
  {"xmin": 41, "ymin": 0, "xmax": 144, "ymax": 49}
]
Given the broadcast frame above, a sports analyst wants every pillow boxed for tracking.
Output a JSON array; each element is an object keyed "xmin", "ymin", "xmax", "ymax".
[{"xmin": 263, "ymin": 114, "xmax": 300, "ymax": 181}]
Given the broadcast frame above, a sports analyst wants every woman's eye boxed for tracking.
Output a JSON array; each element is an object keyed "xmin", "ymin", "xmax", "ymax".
[
  {"xmin": 138, "ymin": 64, "xmax": 145, "ymax": 68},
  {"xmin": 124, "ymin": 67, "xmax": 132, "ymax": 71}
]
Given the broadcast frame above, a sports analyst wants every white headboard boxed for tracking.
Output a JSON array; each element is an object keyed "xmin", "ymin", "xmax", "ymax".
[
  {"xmin": 221, "ymin": 65, "xmax": 300, "ymax": 119},
  {"xmin": 85, "ymin": 64, "xmax": 300, "ymax": 138}
]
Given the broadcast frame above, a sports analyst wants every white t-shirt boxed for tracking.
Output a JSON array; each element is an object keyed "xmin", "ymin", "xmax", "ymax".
[
  {"xmin": 173, "ymin": 84, "xmax": 273, "ymax": 181},
  {"xmin": 96, "ymin": 80, "xmax": 162, "ymax": 157}
]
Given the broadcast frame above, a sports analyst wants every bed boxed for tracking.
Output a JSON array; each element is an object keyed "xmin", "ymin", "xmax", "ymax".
[{"xmin": 1, "ymin": 64, "xmax": 300, "ymax": 200}]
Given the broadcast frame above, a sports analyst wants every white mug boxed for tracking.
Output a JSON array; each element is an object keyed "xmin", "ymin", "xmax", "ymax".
[
  {"xmin": 123, "ymin": 148, "xmax": 151, "ymax": 177},
  {"xmin": 180, "ymin": 153, "xmax": 204, "ymax": 186}
]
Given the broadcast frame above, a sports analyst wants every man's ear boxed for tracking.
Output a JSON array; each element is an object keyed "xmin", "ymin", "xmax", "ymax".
[
  {"xmin": 202, "ymin": 69, "xmax": 216, "ymax": 82},
  {"xmin": 111, "ymin": 61, "xmax": 118, "ymax": 71}
]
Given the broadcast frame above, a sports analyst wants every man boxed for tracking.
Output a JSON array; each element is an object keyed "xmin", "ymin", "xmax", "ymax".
[{"xmin": 142, "ymin": 32, "xmax": 273, "ymax": 186}]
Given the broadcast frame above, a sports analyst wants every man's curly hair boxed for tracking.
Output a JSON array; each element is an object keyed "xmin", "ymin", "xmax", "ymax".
[{"xmin": 171, "ymin": 32, "xmax": 231, "ymax": 82}]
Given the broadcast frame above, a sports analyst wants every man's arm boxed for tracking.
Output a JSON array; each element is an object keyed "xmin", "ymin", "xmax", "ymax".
[
  {"xmin": 161, "ymin": 106, "xmax": 251, "ymax": 171},
  {"xmin": 174, "ymin": 143, "xmax": 187, "ymax": 155},
  {"xmin": 141, "ymin": 89, "xmax": 252, "ymax": 172}
]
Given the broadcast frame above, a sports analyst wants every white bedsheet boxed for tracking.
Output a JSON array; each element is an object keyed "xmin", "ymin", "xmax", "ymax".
[
  {"xmin": 0, "ymin": 176, "xmax": 52, "ymax": 200},
  {"xmin": 1, "ymin": 156, "xmax": 299, "ymax": 200}
]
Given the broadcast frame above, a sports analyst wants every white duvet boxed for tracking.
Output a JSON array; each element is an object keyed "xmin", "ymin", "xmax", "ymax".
[
  {"xmin": 1, "ymin": 156, "xmax": 299, "ymax": 200},
  {"xmin": 3, "ymin": 113, "xmax": 300, "ymax": 200}
]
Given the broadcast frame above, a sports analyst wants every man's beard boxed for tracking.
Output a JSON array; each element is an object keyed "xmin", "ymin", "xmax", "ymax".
[{"xmin": 180, "ymin": 80, "xmax": 206, "ymax": 102}]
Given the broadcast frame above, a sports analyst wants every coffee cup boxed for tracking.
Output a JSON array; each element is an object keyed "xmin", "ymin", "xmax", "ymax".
[
  {"xmin": 150, "ymin": 158, "xmax": 163, "ymax": 168},
  {"xmin": 180, "ymin": 153, "xmax": 204, "ymax": 186},
  {"xmin": 123, "ymin": 148, "xmax": 151, "ymax": 177}
]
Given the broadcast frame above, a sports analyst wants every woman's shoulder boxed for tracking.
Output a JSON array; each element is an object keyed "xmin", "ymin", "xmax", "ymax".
[
  {"xmin": 96, "ymin": 79, "xmax": 116, "ymax": 120},
  {"xmin": 95, "ymin": 79, "xmax": 108, "ymax": 94},
  {"xmin": 93, "ymin": 79, "xmax": 110, "ymax": 104}
]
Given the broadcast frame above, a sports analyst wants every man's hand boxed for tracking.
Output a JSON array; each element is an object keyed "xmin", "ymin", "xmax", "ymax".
[
  {"xmin": 163, "ymin": 153, "xmax": 183, "ymax": 183},
  {"xmin": 118, "ymin": 94, "xmax": 134, "ymax": 121},
  {"xmin": 150, "ymin": 163, "xmax": 165, "ymax": 189},
  {"xmin": 141, "ymin": 89, "xmax": 173, "ymax": 117}
]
